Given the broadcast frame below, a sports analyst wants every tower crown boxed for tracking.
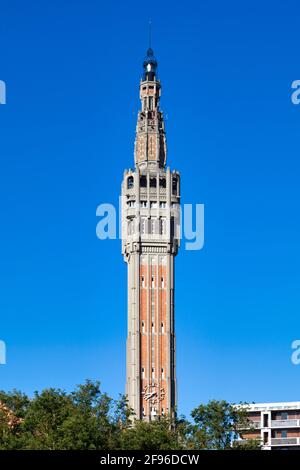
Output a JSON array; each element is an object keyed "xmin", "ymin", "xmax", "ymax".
[
  {"xmin": 143, "ymin": 47, "xmax": 158, "ymax": 81},
  {"xmin": 134, "ymin": 48, "xmax": 166, "ymax": 169}
]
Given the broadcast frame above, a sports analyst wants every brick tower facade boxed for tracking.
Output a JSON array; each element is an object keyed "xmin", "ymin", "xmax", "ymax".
[{"xmin": 121, "ymin": 48, "xmax": 180, "ymax": 420}]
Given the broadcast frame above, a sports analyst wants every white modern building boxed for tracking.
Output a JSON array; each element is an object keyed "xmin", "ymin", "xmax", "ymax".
[{"xmin": 239, "ymin": 402, "xmax": 300, "ymax": 450}]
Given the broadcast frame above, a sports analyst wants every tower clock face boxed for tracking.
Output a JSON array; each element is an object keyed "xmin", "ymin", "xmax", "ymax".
[{"xmin": 142, "ymin": 383, "xmax": 166, "ymax": 404}]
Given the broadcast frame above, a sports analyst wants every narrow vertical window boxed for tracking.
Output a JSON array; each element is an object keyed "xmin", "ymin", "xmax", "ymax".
[
  {"xmin": 152, "ymin": 367, "xmax": 155, "ymax": 379},
  {"xmin": 172, "ymin": 177, "xmax": 177, "ymax": 195},
  {"xmin": 141, "ymin": 218, "xmax": 147, "ymax": 235},
  {"xmin": 127, "ymin": 176, "xmax": 134, "ymax": 189},
  {"xmin": 151, "ymin": 276, "xmax": 155, "ymax": 288},
  {"xmin": 161, "ymin": 368, "xmax": 164, "ymax": 379},
  {"xmin": 161, "ymin": 322, "xmax": 164, "ymax": 333},
  {"xmin": 161, "ymin": 277, "xmax": 164, "ymax": 288},
  {"xmin": 150, "ymin": 218, "xmax": 156, "ymax": 234},
  {"xmin": 141, "ymin": 276, "xmax": 145, "ymax": 288},
  {"xmin": 152, "ymin": 322, "xmax": 154, "ymax": 333},
  {"xmin": 150, "ymin": 177, "xmax": 156, "ymax": 188},
  {"xmin": 141, "ymin": 367, "xmax": 145, "ymax": 379},
  {"xmin": 142, "ymin": 321, "xmax": 145, "ymax": 333}
]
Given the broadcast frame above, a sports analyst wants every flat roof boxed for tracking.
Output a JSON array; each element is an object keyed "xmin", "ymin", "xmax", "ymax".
[{"xmin": 237, "ymin": 402, "xmax": 300, "ymax": 411}]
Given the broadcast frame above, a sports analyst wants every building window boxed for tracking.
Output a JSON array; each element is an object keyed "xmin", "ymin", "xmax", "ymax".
[
  {"xmin": 172, "ymin": 177, "xmax": 177, "ymax": 195},
  {"xmin": 161, "ymin": 322, "xmax": 164, "ymax": 333},
  {"xmin": 141, "ymin": 218, "xmax": 147, "ymax": 235},
  {"xmin": 142, "ymin": 321, "xmax": 145, "ymax": 333},
  {"xmin": 282, "ymin": 430, "xmax": 287, "ymax": 438},
  {"xmin": 159, "ymin": 218, "xmax": 166, "ymax": 235},
  {"xmin": 151, "ymin": 276, "xmax": 155, "ymax": 288},
  {"xmin": 141, "ymin": 201, "xmax": 147, "ymax": 208},
  {"xmin": 141, "ymin": 276, "xmax": 145, "ymax": 288},
  {"xmin": 161, "ymin": 277, "xmax": 165, "ymax": 288},
  {"xmin": 140, "ymin": 175, "xmax": 147, "ymax": 187},
  {"xmin": 152, "ymin": 367, "xmax": 155, "ymax": 379},
  {"xmin": 159, "ymin": 178, "xmax": 166, "ymax": 188},
  {"xmin": 159, "ymin": 202, "xmax": 166, "ymax": 209},
  {"xmin": 127, "ymin": 176, "xmax": 134, "ymax": 189},
  {"xmin": 142, "ymin": 407, "xmax": 146, "ymax": 417},
  {"xmin": 127, "ymin": 200, "xmax": 135, "ymax": 208},
  {"xmin": 150, "ymin": 202, "xmax": 157, "ymax": 209},
  {"xmin": 161, "ymin": 368, "xmax": 164, "ymax": 379},
  {"xmin": 161, "ymin": 408, "xmax": 165, "ymax": 416},
  {"xmin": 141, "ymin": 367, "xmax": 145, "ymax": 379},
  {"xmin": 152, "ymin": 322, "xmax": 154, "ymax": 333},
  {"xmin": 150, "ymin": 218, "xmax": 155, "ymax": 234},
  {"xmin": 263, "ymin": 414, "xmax": 269, "ymax": 428},
  {"xmin": 150, "ymin": 177, "xmax": 156, "ymax": 188},
  {"xmin": 151, "ymin": 407, "xmax": 156, "ymax": 417},
  {"xmin": 281, "ymin": 412, "xmax": 288, "ymax": 420}
]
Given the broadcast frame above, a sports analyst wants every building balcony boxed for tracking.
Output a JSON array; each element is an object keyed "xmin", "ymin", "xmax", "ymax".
[
  {"xmin": 249, "ymin": 421, "xmax": 261, "ymax": 429},
  {"xmin": 271, "ymin": 437, "xmax": 300, "ymax": 446},
  {"xmin": 238, "ymin": 420, "xmax": 261, "ymax": 430},
  {"xmin": 271, "ymin": 419, "xmax": 300, "ymax": 428}
]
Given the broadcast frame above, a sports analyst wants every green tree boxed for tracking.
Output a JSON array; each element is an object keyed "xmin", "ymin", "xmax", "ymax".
[
  {"xmin": 119, "ymin": 414, "xmax": 193, "ymax": 450},
  {"xmin": 0, "ymin": 383, "xmax": 260, "ymax": 450},
  {"xmin": 190, "ymin": 400, "xmax": 258, "ymax": 450}
]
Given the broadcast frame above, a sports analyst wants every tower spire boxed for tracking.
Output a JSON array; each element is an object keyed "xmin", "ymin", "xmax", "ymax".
[{"xmin": 149, "ymin": 19, "xmax": 152, "ymax": 49}]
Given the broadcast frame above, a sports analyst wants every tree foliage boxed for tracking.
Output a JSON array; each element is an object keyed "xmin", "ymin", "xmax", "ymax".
[{"xmin": 0, "ymin": 382, "xmax": 260, "ymax": 450}]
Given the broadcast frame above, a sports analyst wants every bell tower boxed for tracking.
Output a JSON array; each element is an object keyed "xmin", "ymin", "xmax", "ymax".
[{"xmin": 121, "ymin": 47, "xmax": 180, "ymax": 420}]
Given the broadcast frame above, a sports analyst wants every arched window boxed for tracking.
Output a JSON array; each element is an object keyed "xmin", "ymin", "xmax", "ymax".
[
  {"xmin": 150, "ymin": 177, "xmax": 157, "ymax": 188},
  {"xmin": 160, "ymin": 178, "xmax": 166, "ymax": 188},
  {"xmin": 127, "ymin": 176, "xmax": 134, "ymax": 189},
  {"xmin": 140, "ymin": 175, "xmax": 147, "ymax": 187}
]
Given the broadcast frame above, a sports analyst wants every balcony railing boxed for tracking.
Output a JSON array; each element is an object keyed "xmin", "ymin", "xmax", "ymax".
[
  {"xmin": 271, "ymin": 437, "xmax": 299, "ymax": 446},
  {"xmin": 238, "ymin": 420, "xmax": 261, "ymax": 430},
  {"xmin": 271, "ymin": 419, "xmax": 299, "ymax": 428},
  {"xmin": 250, "ymin": 421, "xmax": 261, "ymax": 429}
]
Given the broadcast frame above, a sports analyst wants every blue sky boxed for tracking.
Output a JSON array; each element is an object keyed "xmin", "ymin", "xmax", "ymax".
[{"xmin": 0, "ymin": 0, "xmax": 300, "ymax": 418}]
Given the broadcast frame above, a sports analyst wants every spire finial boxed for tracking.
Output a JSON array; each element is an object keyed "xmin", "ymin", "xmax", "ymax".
[
  {"xmin": 149, "ymin": 19, "xmax": 152, "ymax": 49},
  {"xmin": 143, "ymin": 21, "xmax": 157, "ymax": 80}
]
